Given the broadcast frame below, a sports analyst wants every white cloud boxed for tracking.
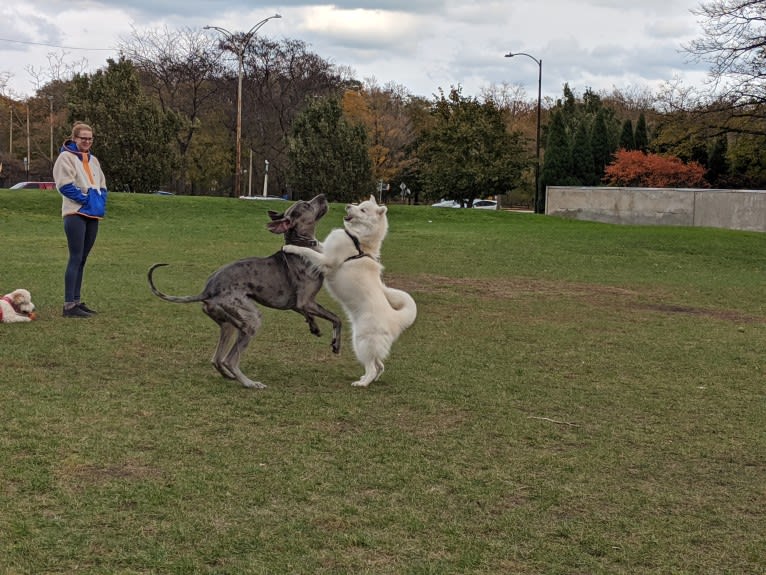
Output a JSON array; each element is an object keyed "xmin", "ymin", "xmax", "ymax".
[{"xmin": 0, "ymin": 0, "xmax": 709, "ymax": 100}]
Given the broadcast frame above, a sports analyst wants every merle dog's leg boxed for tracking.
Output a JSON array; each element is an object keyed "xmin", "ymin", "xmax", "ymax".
[
  {"xmin": 219, "ymin": 299, "xmax": 265, "ymax": 389},
  {"xmin": 303, "ymin": 303, "xmax": 343, "ymax": 354},
  {"xmin": 211, "ymin": 322, "xmax": 238, "ymax": 379},
  {"xmin": 305, "ymin": 315, "xmax": 321, "ymax": 336}
]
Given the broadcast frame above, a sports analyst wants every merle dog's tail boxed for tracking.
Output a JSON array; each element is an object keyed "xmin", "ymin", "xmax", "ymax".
[{"xmin": 147, "ymin": 263, "xmax": 207, "ymax": 304}]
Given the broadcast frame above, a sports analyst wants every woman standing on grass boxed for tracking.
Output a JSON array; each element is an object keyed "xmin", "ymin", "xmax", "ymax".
[{"xmin": 53, "ymin": 122, "xmax": 108, "ymax": 318}]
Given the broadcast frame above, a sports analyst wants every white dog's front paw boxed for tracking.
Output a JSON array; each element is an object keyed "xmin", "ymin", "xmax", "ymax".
[
  {"xmin": 282, "ymin": 245, "xmax": 300, "ymax": 254},
  {"xmin": 351, "ymin": 379, "xmax": 371, "ymax": 387}
]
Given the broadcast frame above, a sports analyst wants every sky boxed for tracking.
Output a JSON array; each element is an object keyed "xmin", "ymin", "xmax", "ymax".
[{"xmin": 0, "ymin": 0, "xmax": 711, "ymax": 102}]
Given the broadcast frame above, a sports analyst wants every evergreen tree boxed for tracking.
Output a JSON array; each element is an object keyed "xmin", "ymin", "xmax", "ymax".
[
  {"xmin": 415, "ymin": 87, "xmax": 527, "ymax": 206},
  {"xmin": 540, "ymin": 109, "xmax": 575, "ymax": 195},
  {"xmin": 634, "ymin": 113, "xmax": 649, "ymax": 152},
  {"xmin": 591, "ymin": 108, "xmax": 612, "ymax": 180},
  {"xmin": 706, "ymin": 135, "xmax": 730, "ymax": 186},
  {"xmin": 572, "ymin": 120, "xmax": 596, "ymax": 185},
  {"xmin": 287, "ymin": 97, "xmax": 373, "ymax": 202},
  {"xmin": 619, "ymin": 119, "xmax": 635, "ymax": 150},
  {"xmin": 67, "ymin": 58, "xmax": 180, "ymax": 194}
]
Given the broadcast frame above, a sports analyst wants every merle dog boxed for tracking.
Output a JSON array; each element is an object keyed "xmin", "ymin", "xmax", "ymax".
[{"xmin": 147, "ymin": 194, "xmax": 341, "ymax": 389}]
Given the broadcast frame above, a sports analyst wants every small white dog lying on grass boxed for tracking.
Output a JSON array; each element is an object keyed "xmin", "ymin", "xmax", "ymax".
[
  {"xmin": 0, "ymin": 289, "xmax": 37, "ymax": 323},
  {"xmin": 284, "ymin": 195, "xmax": 417, "ymax": 387}
]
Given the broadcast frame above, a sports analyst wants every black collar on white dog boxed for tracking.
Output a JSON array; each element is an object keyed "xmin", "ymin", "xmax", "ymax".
[{"xmin": 344, "ymin": 230, "xmax": 377, "ymax": 262}]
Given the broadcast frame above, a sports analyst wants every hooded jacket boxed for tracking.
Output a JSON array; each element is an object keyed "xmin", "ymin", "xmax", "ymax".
[{"xmin": 53, "ymin": 140, "xmax": 108, "ymax": 219}]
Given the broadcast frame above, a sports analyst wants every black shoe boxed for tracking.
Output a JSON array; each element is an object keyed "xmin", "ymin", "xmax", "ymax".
[
  {"xmin": 77, "ymin": 302, "xmax": 98, "ymax": 314},
  {"xmin": 63, "ymin": 305, "xmax": 92, "ymax": 318}
]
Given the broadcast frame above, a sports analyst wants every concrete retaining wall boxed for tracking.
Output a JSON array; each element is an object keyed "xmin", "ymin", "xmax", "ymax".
[{"xmin": 546, "ymin": 186, "xmax": 766, "ymax": 232}]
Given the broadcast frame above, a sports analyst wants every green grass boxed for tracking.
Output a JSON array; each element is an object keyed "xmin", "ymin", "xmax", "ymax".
[{"xmin": 1, "ymin": 189, "xmax": 764, "ymax": 574}]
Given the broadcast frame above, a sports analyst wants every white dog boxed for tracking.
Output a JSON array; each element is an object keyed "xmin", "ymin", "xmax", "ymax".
[
  {"xmin": 284, "ymin": 195, "xmax": 417, "ymax": 387},
  {"xmin": 0, "ymin": 289, "xmax": 37, "ymax": 323}
]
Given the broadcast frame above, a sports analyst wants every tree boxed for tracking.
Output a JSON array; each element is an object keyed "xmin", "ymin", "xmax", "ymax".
[
  {"xmin": 286, "ymin": 96, "xmax": 373, "ymax": 202},
  {"xmin": 414, "ymin": 87, "xmax": 527, "ymax": 205},
  {"xmin": 119, "ymin": 26, "xmax": 222, "ymax": 194},
  {"xmin": 572, "ymin": 120, "xmax": 596, "ymax": 185},
  {"xmin": 341, "ymin": 80, "xmax": 417, "ymax": 194},
  {"xmin": 634, "ymin": 113, "xmax": 649, "ymax": 152},
  {"xmin": 67, "ymin": 58, "xmax": 180, "ymax": 193},
  {"xmin": 619, "ymin": 119, "xmax": 635, "ymax": 150},
  {"xmin": 540, "ymin": 109, "xmax": 575, "ymax": 193},
  {"xmin": 706, "ymin": 135, "xmax": 730, "ymax": 186},
  {"xmin": 603, "ymin": 150, "xmax": 708, "ymax": 188},
  {"xmin": 242, "ymin": 37, "xmax": 347, "ymax": 198},
  {"xmin": 686, "ymin": 0, "xmax": 766, "ymax": 110},
  {"xmin": 591, "ymin": 108, "xmax": 613, "ymax": 180}
]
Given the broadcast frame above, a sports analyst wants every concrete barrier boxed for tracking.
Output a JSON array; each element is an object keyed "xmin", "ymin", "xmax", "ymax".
[{"xmin": 546, "ymin": 186, "xmax": 766, "ymax": 232}]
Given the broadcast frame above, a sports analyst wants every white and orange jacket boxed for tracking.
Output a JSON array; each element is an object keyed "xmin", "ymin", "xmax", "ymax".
[{"xmin": 53, "ymin": 140, "xmax": 108, "ymax": 219}]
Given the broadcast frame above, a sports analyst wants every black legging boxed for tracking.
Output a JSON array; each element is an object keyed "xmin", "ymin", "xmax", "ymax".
[{"xmin": 64, "ymin": 214, "xmax": 99, "ymax": 303}]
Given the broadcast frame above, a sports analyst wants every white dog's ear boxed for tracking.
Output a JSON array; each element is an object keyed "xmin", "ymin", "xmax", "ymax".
[
  {"xmin": 378, "ymin": 204, "xmax": 387, "ymax": 215},
  {"xmin": 369, "ymin": 195, "xmax": 376, "ymax": 204}
]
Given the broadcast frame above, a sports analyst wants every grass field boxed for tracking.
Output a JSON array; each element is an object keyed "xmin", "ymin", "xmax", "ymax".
[{"xmin": 1, "ymin": 189, "xmax": 764, "ymax": 574}]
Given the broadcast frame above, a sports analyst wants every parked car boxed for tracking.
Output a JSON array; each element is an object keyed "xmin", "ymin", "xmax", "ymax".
[
  {"xmin": 239, "ymin": 195, "xmax": 288, "ymax": 201},
  {"xmin": 431, "ymin": 199, "xmax": 461, "ymax": 208},
  {"xmin": 471, "ymin": 199, "xmax": 498, "ymax": 210},
  {"xmin": 10, "ymin": 181, "xmax": 56, "ymax": 190},
  {"xmin": 431, "ymin": 198, "xmax": 498, "ymax": 209}
]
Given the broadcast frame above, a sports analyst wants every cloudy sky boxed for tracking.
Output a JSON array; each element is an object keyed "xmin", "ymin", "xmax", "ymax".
[{"xmin": 0, "ymin": 0, "xmax": 710, "ymax": 101}]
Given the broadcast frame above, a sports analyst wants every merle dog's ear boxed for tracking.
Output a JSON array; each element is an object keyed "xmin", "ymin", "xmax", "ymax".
[
  {"xmin": 267, "ymin": 210, "xmax": 284, "ymax": 221},
  {"xmin": 266, "ymin": 217, "xmax": 292, "ymax": 234}
]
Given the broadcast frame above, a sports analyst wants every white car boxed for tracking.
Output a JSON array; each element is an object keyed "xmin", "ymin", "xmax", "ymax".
[
  {"xmin": 471, "ymin": 199, "xmax": 498, "ymax": 210},
  {"xmin": 431, "ymin": 199, "xmax": 461, "ymax": 208},
  {"xmin": 10, "ymin": 181, "xmax": 56, "ymax": 190}
]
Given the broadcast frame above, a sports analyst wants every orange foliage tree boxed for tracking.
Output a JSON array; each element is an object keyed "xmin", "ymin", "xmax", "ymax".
[{"xmin": 603, "ymin": 149, "xmax": 708, "ymax": 188}]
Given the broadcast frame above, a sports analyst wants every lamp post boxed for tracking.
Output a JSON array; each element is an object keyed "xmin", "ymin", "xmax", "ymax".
[
  {"xmin": 25, "ymin": 102, "xmax": 31, "ymax": 181},
  {"xmin": 248, "ymin": 148, "xmax": 254, "ymax": 197},
  {"xmin": 262, "ymin": 159, "xmax": 269, "ymax": 197},
  {"xmin": 505, "ymin": 51, "xmax": 543, "ymax": 213},
  {"xmin": 205, "ymin": 14, "xmax": 281, "ymax": 198}
]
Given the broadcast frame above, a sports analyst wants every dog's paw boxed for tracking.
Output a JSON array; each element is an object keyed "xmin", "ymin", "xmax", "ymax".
[
  {"xmin": 242, "ymin": 379, "xmax": 267, "ymax": 389},
  {"xmin": 282, "ymin": 245, "xmax": 300, "ymax": 254}
]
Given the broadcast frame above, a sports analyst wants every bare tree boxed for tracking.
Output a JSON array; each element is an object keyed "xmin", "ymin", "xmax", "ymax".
[
  {"xmin": 119, "ymin": 26, "xmax": 223, "ymax": 193},
  {"xmin": 26, "ymin": 52, "xmax": 89, "ymax": 92},
  {"xmin": 685, "ymin": 0, "xmax": 766, "ymax": 105},
  {"xmin": 680, "ymin": 1, "xmax": 766, "ymax": 135},
  {"xmin": 240, "ymin": 37, "xmax": 346, "ymax": 196}
]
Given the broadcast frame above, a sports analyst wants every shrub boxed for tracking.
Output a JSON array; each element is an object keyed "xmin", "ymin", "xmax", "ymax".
[{"xmin": 603, "ymin": 149, "xmax": 708, "ymax": 188}]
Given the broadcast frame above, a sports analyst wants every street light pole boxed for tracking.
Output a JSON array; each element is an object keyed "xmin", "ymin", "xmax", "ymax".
[
  {"xmin": 205, "ymin": 14, "xmax": 281, "ymax": 198},
  {"xmin": 505, "ymin": 51, "xmax": 543, "ymax": 213},
  {"xmin": 26, "ymin": 102, "xmax": 31, "ymax": 181},
  {"xmin": 262, "ymin": 159, "xmax": 269, "ymax": 197}
]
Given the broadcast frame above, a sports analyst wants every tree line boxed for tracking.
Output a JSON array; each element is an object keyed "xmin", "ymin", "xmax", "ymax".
[{"xmin": 1, "ymin": 0, "xmax": 764, "ymax": 206}]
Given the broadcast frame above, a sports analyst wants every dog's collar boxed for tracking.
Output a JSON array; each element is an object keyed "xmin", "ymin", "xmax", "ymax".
[
  {"xmin": 1, "ymin": 295, "xmax": 20, "ymax": 320},
  {"xmin": 291, "ymin": 238, "xmax": 317, "ymax": 248},
  {"xmin": 1, "ymin": 295, "xmax": 20, "ymax": 312},
  {"xmin": 344, "ymin": 230, "xmax": 377, "ymax": 262},
  {"xmin": 289, "ymin": 235, "xmax": 318, "ymax": 248}
]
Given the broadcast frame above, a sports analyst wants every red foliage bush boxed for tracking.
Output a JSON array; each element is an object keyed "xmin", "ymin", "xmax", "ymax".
[{"xmin": 603, "ymin": 150, "xmax": 708, "ymax": 188}]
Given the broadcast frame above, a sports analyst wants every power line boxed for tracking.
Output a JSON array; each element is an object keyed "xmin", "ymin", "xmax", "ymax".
[{"xmin": 0, "ymin": 37, "xmax": 114, "ymax": 51}]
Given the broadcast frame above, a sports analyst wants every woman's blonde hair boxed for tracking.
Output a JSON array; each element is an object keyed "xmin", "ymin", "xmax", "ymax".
[{"xmin": 70, "ymin": 122, "xmax": 94, "ymax": 139}]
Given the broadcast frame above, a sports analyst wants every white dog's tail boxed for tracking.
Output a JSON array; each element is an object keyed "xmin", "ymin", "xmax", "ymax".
[{"xmin": 383, "ymin": 287, "xmax": 418, "ymax": 333}]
